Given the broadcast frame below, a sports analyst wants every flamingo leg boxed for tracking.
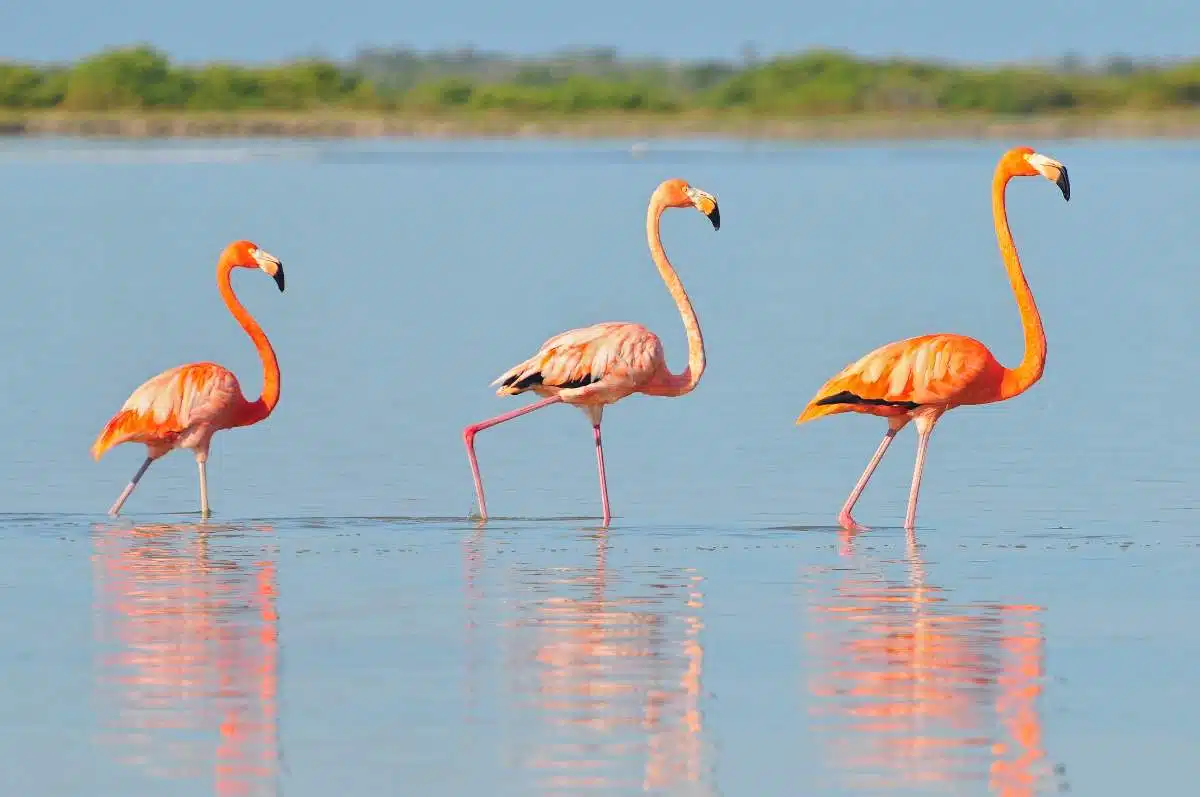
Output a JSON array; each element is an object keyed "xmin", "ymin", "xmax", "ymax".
[
  {"xmin": 904, "ymin": 414, "xmax": 940, "ymax": 531},
  {"xmin": 838, "ymin": 429, "xmax": 897, "ymax": 531},
  {"xmin": 108, "ymin": 456, "xmax": 154, "ymax": 516},
  {"xmin": 838, "ymin": 417, "xmax": 909, "ymax": 531},
  {"xmin": 593, "ymin": 424, "xmax": 611, "ymax": 526},
  {"xmin": 197, "ymin": 453, "xmax": 211, "ymax": 519},
  {"xmin": 463, "ymin": 395, "xmax": 564, "ymax": 520}
]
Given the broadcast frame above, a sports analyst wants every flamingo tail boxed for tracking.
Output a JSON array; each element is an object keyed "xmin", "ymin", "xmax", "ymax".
[
  {"xmin": 91, "ymin": 411, "xmax": 140, "ymax": 460},
  {"xmin": 796, "ymin": 388, "xmax": 919, "ymax": 425},
  {"xmin": 796, "ymin": 400, "xmax": 853, "ymax": 425},
  {"xmin": 492, "ymin": 361, "xmax": 597, "ymax": 397}
]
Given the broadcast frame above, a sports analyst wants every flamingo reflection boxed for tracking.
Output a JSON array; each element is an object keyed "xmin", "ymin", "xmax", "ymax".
[
  {"xmin": 91, "ymin": 523, "xmax": 280, "ymax": 796},
  {"xmin": 805, "ymin": 532, "xmax": 1050, "ymax": 796},
  {"xmin": 464, "ymin": 529, "xmax": 713, "ymax": 794}
]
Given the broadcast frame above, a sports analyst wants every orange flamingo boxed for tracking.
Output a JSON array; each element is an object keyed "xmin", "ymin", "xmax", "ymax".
[
  {"xmin": 463, "ymin": 178, "xmax": 720, "ymax": 524},
  {"xmin": 797, "ymin": 147, "xmax": 1069, "ymax": 531},
  {"xmin": 92, "ymin": 240, "xmax": 285, "ymax": 518}
]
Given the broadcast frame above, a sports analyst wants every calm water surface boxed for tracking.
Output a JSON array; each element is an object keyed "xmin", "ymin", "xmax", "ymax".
[{"xmin": 1, "ymin": 138, "xmax": 1198, "ymax": 795}]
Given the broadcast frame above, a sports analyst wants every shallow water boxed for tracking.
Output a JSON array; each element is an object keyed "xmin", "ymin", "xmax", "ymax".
[{"xmin": 1, "ymin": 138, "xmax": 1198, "ymax": 795}]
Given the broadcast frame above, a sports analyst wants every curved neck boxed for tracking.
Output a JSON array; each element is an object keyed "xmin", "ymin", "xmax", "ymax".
[
  {"xmin": 644, "ymin": 197, "xmax": 705, "ymax": 397},
  {"xmin": 219, "ymin": 260, "xmax": 279, "ymax": 425},
  {"xmin": 993, "ymin": 167, "xmax": 1046, "ymax": 400}
]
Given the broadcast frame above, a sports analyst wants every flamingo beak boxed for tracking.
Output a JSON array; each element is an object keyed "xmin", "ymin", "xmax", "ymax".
[
  {"xmin": 251, "ymin": 248, "xmax": 286, "ymax": 292},
  {"xmin": 687, "ymin": 188, "xmax": 721, "ymax": 230},
  {"xmin": 1028, "ymin": 153, "xmax": 1070, "ymax": 201},
  {"xmin": 706, "ymin": 202, "xmax": 721, "ymax": 231}
]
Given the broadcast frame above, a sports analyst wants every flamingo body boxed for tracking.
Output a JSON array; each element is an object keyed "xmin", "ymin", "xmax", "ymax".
[
  {"xmin": 464, "ymin": 178, "xmax": 721, "ymax": 524},
  {"xmin": 92, "ymin": 363, "xmax": 246, "ymax": 460},
  {"xmin": 494, "ymin": 322, "xmax": 666, "ymax": 412},
  {"xmin": 797, "ymin": 333, "xmax": 1000, "ymax": 424},
  {"xmin": 796, "ymin": 146, "xmax": 1070, "ymax": 531}
]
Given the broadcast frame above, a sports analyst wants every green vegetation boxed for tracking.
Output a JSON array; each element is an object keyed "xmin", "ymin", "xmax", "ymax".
[{"xmin": 3, "ymin": 45, "xmax": 1200, "ymax": 117}]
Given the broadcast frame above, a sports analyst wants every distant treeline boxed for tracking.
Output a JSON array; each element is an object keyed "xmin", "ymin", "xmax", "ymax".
[{"xmin": 3, "ymin": 45, "xmax": 1200, "ymax": 115}]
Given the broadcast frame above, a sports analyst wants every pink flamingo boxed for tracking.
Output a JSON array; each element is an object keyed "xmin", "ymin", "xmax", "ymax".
[{"xmin": 463, "ymin": 178, "xmax": 720, "ymax": 525}]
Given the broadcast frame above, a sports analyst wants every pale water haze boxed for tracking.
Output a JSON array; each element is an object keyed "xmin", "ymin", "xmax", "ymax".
[{"xmin": 0, "ymin": 139, "xmax": 1198, "ymax": 795}]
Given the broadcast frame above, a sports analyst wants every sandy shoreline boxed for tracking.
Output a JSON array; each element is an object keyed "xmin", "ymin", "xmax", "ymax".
[{"xmin": 3, "ymin": 111, "xmax": 1200, "ymax": 140}]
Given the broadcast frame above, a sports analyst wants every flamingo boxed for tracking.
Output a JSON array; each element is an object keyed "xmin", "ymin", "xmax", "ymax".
[
  {"xmin": 463, "ymin": 178, "xmax": 720, "ymax": 525},
  {"xmin": 796, "ymin": 146, "xmax": 1070, "ymax": 532},
  {"xmin": 92, "ymin": 240, "xmax": 285, "ymax": 518}
]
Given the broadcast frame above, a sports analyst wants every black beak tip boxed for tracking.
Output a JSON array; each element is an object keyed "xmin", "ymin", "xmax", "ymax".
[
  {"xmin": 273, "ymin": 267, "xmax": 286, "ymax": 292},
  {"xmin": 1057, "ymin": 170, "xmax": 1070, "ymax": 202},
  {"xmin": 708, "ymin": 207, "xmax": 721, "ymax": 231}
]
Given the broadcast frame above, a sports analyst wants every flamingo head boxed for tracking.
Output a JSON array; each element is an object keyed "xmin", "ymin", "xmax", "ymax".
[
  {"xmin": 1005, "ymin": 146, "xmax": 1070, "ymax": 201},
  {"xmin": 224, "ymin": 239, "xmax": 286, "ymax": 292},
  {"xmin": 659, "ymin": 178, "xmax": 720, "ymax": 230}
]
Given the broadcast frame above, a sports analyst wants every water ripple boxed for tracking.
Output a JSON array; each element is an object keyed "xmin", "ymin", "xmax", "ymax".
[{"xmin": 90, "ymin": 522, "xmax": 281, "ymax": 796}]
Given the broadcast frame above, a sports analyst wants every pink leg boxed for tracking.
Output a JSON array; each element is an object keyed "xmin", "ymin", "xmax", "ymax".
[
  {"xmin": 108, "ymin": 456, "xmax": 153, "ymax": 517},
  {"xmin": 838, "ymin": 430, "xmax": 896, "ymax": 531},
  {"xmin": 904, "ymin": 414, "xmax": 940, "ymax": 531},
  {"xmin": 593, "ymin": 424, "xmax": 611, "ymax": 526},
  {"xmin": 838, "ymin": 417, "xmax": 908, "ymax": 531},
  {"xmin": 462, "ymin": 395, "xmax": 563, "ymax": 519}
]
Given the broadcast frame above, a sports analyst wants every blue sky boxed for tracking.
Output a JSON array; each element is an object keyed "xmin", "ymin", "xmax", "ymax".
[{"xmin": 6, "ymin": 0, "xmax": 1198, "ymax": 63}]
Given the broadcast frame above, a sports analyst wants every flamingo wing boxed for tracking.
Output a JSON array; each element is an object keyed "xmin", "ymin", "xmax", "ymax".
[
  {"xmin": 493, "ymin": 322, "xmax": 664, "ymax": 395},
  {"xmin": 797, "ymin": 334, "xmax": 996, "ymax": 423},
  {"xmin": 92, "ymin": 363, "xmax": 244, "ymax": 459}
]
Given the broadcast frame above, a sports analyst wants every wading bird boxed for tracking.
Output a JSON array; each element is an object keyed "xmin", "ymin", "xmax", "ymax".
[
  {"xmin": 463, "ymin": 178, "xmax": 720, "ymax": 525},
  {"xmin": 796, "ymin": 146, "xmax": 1069, "ymax": 531},
  {"xmin": 92, "ymin": 240, "xmax": 285, "ymax": 518}
]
